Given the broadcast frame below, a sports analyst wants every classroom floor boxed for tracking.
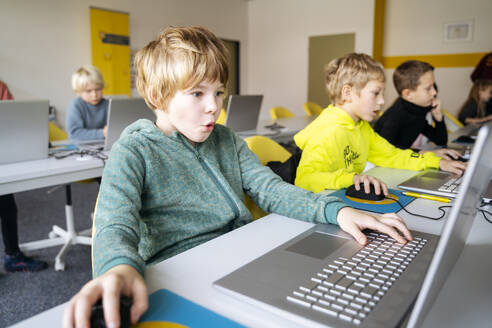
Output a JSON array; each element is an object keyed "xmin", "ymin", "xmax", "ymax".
[{"xmin": 0, "ymin": 182, "xmax": 98, "ymax": 327}]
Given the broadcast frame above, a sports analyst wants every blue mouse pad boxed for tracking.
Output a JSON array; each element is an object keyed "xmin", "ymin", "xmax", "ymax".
[
  {"xmin": 330, "ymin": 188, "xmax": 414, "ymax": 214},
  {"xmin": 136, "ymin": 288, "xmax": 244, "ymax": 327}
]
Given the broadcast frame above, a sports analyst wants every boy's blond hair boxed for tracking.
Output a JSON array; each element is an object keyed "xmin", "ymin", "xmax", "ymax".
[
  {"xmin": 393, "ymin": 60, "xmax": 434, "ymax": 95},
  {"xmin": 325, "ymin": 53, "xmax": 385, "ymax": 105},
  {"xmin": 71, "ymin": 65, "xmax": 105, "ymax": 92},
  {"xmin": 134, "ymin": 26, "xmax": 229, "ymax": 111}
]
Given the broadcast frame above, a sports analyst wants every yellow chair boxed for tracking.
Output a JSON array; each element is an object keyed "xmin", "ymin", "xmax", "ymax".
[
  {"xmin": 217, "ymin": 108, "xmax": 227, "ymax": 125},
  {"xmin": 244, "ymin": 136, "xmax": 292, "ymax": 220},
  {"xmin": 49, "ymin": 121, "xmax": 68, "ymax": 141},
  {"xmin": 303, "ymin": 102, "xmax": 323, "ymax": 116},
  {"xmin": 442, "ymin": 109, "xmax": 464, "ymax": 133},
  {"xmin": 270, "ymin": 106, "xmax": 295, "ymax": 120}
]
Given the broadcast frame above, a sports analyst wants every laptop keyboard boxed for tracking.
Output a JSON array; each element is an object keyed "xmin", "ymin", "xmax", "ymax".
[
  {"xmin": 286, "ymin": 232, "xmax": 428, "ymax": 325},
  {"xmin": 437, "ymin": 177, "xmax": 463, "ymax": 194}
]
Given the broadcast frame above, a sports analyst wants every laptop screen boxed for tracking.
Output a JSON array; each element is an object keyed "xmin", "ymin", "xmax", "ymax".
[
  {"xmin": 104, "ymin": 98, "xmax": 156, "ymax": 151},
  {"xmin": 407, "ymin": 122, "xmax": 492, "ymax": 327},
  {"xmin": 0, "ymin": 100, "xmax": 49, "ymax": 164},
  {"xmin": 224, "ymin": 95, "xmax": 263, "ymax": 133}
]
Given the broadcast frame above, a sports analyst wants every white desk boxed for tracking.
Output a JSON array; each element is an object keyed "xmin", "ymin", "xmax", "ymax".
[
  {"xmin": 11, "ymin": 167, "xmax": 492, "ymax": 327},
  {"xmin": 0, "ymin": 154, "xmax": 105, "ymax": 270},
  {"xmin": 238, "ymin": 115, "xmax": 316, "ymax": 143}
]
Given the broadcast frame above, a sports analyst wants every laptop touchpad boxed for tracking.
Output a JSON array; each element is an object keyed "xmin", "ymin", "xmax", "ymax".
[
  {"xmin": 285, "ymin": 232, "xmax": 349, "ymax": 260},
  {"xmin": 421, "ymin": 171, "xmax": 450, "ymax": 179}
]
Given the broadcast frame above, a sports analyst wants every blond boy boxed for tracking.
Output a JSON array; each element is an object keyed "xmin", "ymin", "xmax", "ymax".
[
  {"xmin": 66, "ymin": 65, "xmax": 108, "ymax": 140},
  {"xmin": 64, "ymin": 31, "xmax": 412, "ymax": 328},
  {"xmin": 294, "ymin": 53, "xmax": 466, "ymax": 195}
]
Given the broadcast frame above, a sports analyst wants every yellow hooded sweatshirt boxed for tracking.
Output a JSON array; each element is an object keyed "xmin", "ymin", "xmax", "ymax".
[{"xmin": 294, "ymin": 105, "xmax": 441, "ymax": 193}]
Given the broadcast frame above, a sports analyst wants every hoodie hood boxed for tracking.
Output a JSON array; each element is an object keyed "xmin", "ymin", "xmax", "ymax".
[
  {"xmin": 294, "ymin": 104, "xmax": 363, "ymax": 150},
  {"xmin": 119, "ymin": 118, "xmax": 195, "ymax": 150}
]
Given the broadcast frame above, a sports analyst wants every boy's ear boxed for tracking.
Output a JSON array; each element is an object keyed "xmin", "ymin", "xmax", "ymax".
[
  {"xmin": 341, "ymin": 84, "xmax": 352, "ymax": 102},
  {"xmin": 401, "ymin": 88, "xmax": 411, "ymax": 100}
]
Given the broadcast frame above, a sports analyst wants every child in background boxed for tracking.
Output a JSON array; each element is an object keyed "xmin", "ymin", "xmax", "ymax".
[
  {"xmin": 457, "ymin": 79, "xmax": 492, "ymax": 125},
  {"xmin": 66, "ymin": 65, "xmax": 108, "ymax": 140},
  {"xmin": 374, "ymin": 60, "xmax": 459, "ymax": 160},
  {"xmin": 63, "ymin": 27, "xmax": 413, "ymax": 328},
  {"xmin": 294, "ymin": 53, "xmax": 466, "ymax": 195}
]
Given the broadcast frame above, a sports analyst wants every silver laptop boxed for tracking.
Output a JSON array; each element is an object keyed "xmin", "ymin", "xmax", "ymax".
[
  {"xmin": 214, "ymin": 123, "xmax": 492, "ymax": 328},
  {"xmin": 224, "ymin": 95, "xmax": 263, "ymax": 136},
  {"xmin": 104, "ymin": 98, "xmax": 156, "ymax": 151},
  {"xmin": 0, "ymin": 100, "xmax": 49, "ymax": 164},
  {"xmin": 397, "ymin": 168, "xmax": 492, "ymax": 203}
]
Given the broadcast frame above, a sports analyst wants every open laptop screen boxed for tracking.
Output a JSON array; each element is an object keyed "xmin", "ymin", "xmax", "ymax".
[
  {"xmin": 224, "ymin": 95, "xmax": 263, "ymax": 133},
  {"xmin": 0, "ymin": 100, "xmax": 49, "ymax": 164},
  {"xmin": 104, "ymin": 98, "xmax": 155, "ymax": 151}
]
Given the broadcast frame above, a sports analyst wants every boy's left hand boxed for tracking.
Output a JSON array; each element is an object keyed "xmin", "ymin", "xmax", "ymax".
[
  {"xmin": 429, "ymin": 148, "xmax": 462, "ymax": 160},
  {"xmin": 336, "ymin": 207, "xmax": 412, "ymax": 245},
  {"xmin": 430, "ymin": 98, "xmax": 443, "ymax": 121},
  {"xmin": 438, "ymin": 159, "xmax": 467, "ymax": 175}
]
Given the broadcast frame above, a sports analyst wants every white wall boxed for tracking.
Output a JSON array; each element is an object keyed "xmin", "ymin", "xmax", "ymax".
[
  {"xmin": 246, "ymin": 0, "xmax": 375, "ymax": 120},
  {"xmin": 0, "ymin": 0, "xmax": 248, "ymax": 127},
  {"xmin": 383, "ymin": 0, "xmax": 492, "ymax": 115},
  {"xmin": 2, "ymin": 0, "xmax": 490, "ymax": 127}
]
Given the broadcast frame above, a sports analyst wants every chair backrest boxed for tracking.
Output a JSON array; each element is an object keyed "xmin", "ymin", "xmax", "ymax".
[
  {"xmin": 270, "ymin": 106, "xmax": 294, "ymax": 120},
  {"xmin": 303, "ymin": 102, "xmax": 323, "ymax": 116},
  {"xmin": 243, "ymin": 136, "xmax": 291, "ymax": 220},
  {"xmin": 217, "ymin": 108, "xmax": 226, "ymax": 125},
  {"xmin": 442, "ymin": 109, "xmax": 464, "ymax": 133},
  {"xmin": 244, "ymin": 135, "xmax": 291, "ymax": 165},
  {"xmin": 49, "ymin": 121, "xmax": 68, "ymax": 142}
]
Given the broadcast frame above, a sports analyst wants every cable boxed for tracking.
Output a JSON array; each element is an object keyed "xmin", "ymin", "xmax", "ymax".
[
  {"xmin": 51, "ymin": 148, "xmax": 107, "ymax": 165},
  {"xmin": 385, "ymin": 196, "xmax": 450, "ymax": 220},
  {"xmin": 478, "ymin": 202, "xmax": 492, "ymax": 224}
]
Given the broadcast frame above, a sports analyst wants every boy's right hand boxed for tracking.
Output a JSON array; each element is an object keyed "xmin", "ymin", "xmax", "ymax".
[
  {"xmin": 336, "ymin": 207, "xmax": 412, "ymax": 245},
  {"xmin": 353, "ymin": 174, "xmax": 389, "ymax": 196},
  {"xmin": 438, "ymin": 159, "xmax": 467, "ymax": 175},
  {"xmin": 63, "ymin": 264, "xmax": 148, "ymax": 328}
]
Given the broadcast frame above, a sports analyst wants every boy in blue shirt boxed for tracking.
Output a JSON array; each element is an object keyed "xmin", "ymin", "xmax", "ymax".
[
  {"xmin": 66, "ymin": 65, "xmax": 108, "ymax": 140},
  {"xmin": 63, "ymin": 26, "xmax": 412, "ymax": 328}
]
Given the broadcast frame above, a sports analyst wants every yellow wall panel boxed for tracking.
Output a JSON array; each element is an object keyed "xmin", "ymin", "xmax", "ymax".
[{"xmin": 90, "ymin": 7, "xmax": 130, "ymax": 95}]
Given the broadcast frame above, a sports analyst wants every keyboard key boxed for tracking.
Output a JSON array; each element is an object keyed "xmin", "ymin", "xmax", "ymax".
[
  {"xmin": 318, "ymin": 298, "xmax": 331, "ymax": 307},
  {"xmin": 329, "ymin": 289, "xmax": 341, "ymax": 296},
  {"xmin": 287, "ymin": 295, "xmax": 311, "ymax": 307},
  {"xmin": 324, "ymin": 293, "xmax": 336, "ymax": 301},
  {"xmin": 331, "ymin": 303, "xmax": 344, "ymax": 311},
  {"xmin": 293, "ymin": 291, "xmax": 305, "ymax": 297},
  {"xmin": 299, "ymin": 280, "xmax": 318, "ymax": 292},
  {"xmin": 335, "ymin": 277, "xmax": 353, "ymax": 290},
  {"xmin": 339, "ymin": 313, "xmax": 353, "ymax": 322},
  {"xmin": 348, "ymin": 284, "xmax": 363, "ymax": 294},
  {"xmin": 325, "ymin": 272, "xmax": 344, "ymax": 286},
  {"xmin": 360, "ymin": 286, "xmax": 378, "ymax": 298},
  {"xmin": 313, "ymin": 303, "xmax": 338, "ymax": 317},
  {"xmin": 344, "ymin": 307, "xmax": 358, "ymax": 316},
  {"xmin": 306, "ymin": 294, "xmax": 318, "ymax": 302}
]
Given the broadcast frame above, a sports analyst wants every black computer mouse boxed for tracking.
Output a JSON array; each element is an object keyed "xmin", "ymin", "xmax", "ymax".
[
  {"xmin": 345, "ymin": 183, "xmax": 385, "ymax": 201},
  {"xmin": 456, "ymin": 156, "xmax": 469, "ymax": 162},
  {"xmin": 90, "ymin": 296, "xmax": 132, "ymax": 328}
]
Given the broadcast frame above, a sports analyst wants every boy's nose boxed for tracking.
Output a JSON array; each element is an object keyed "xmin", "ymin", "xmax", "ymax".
[{"xmin": 205, "ymin": 96, "xmax": 219, "ymax": 113}]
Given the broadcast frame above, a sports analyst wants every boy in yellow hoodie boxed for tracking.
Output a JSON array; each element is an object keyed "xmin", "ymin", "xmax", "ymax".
[{"xmin": 294, "ymin": 53, "xmax": 466, "ymax": 195}]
